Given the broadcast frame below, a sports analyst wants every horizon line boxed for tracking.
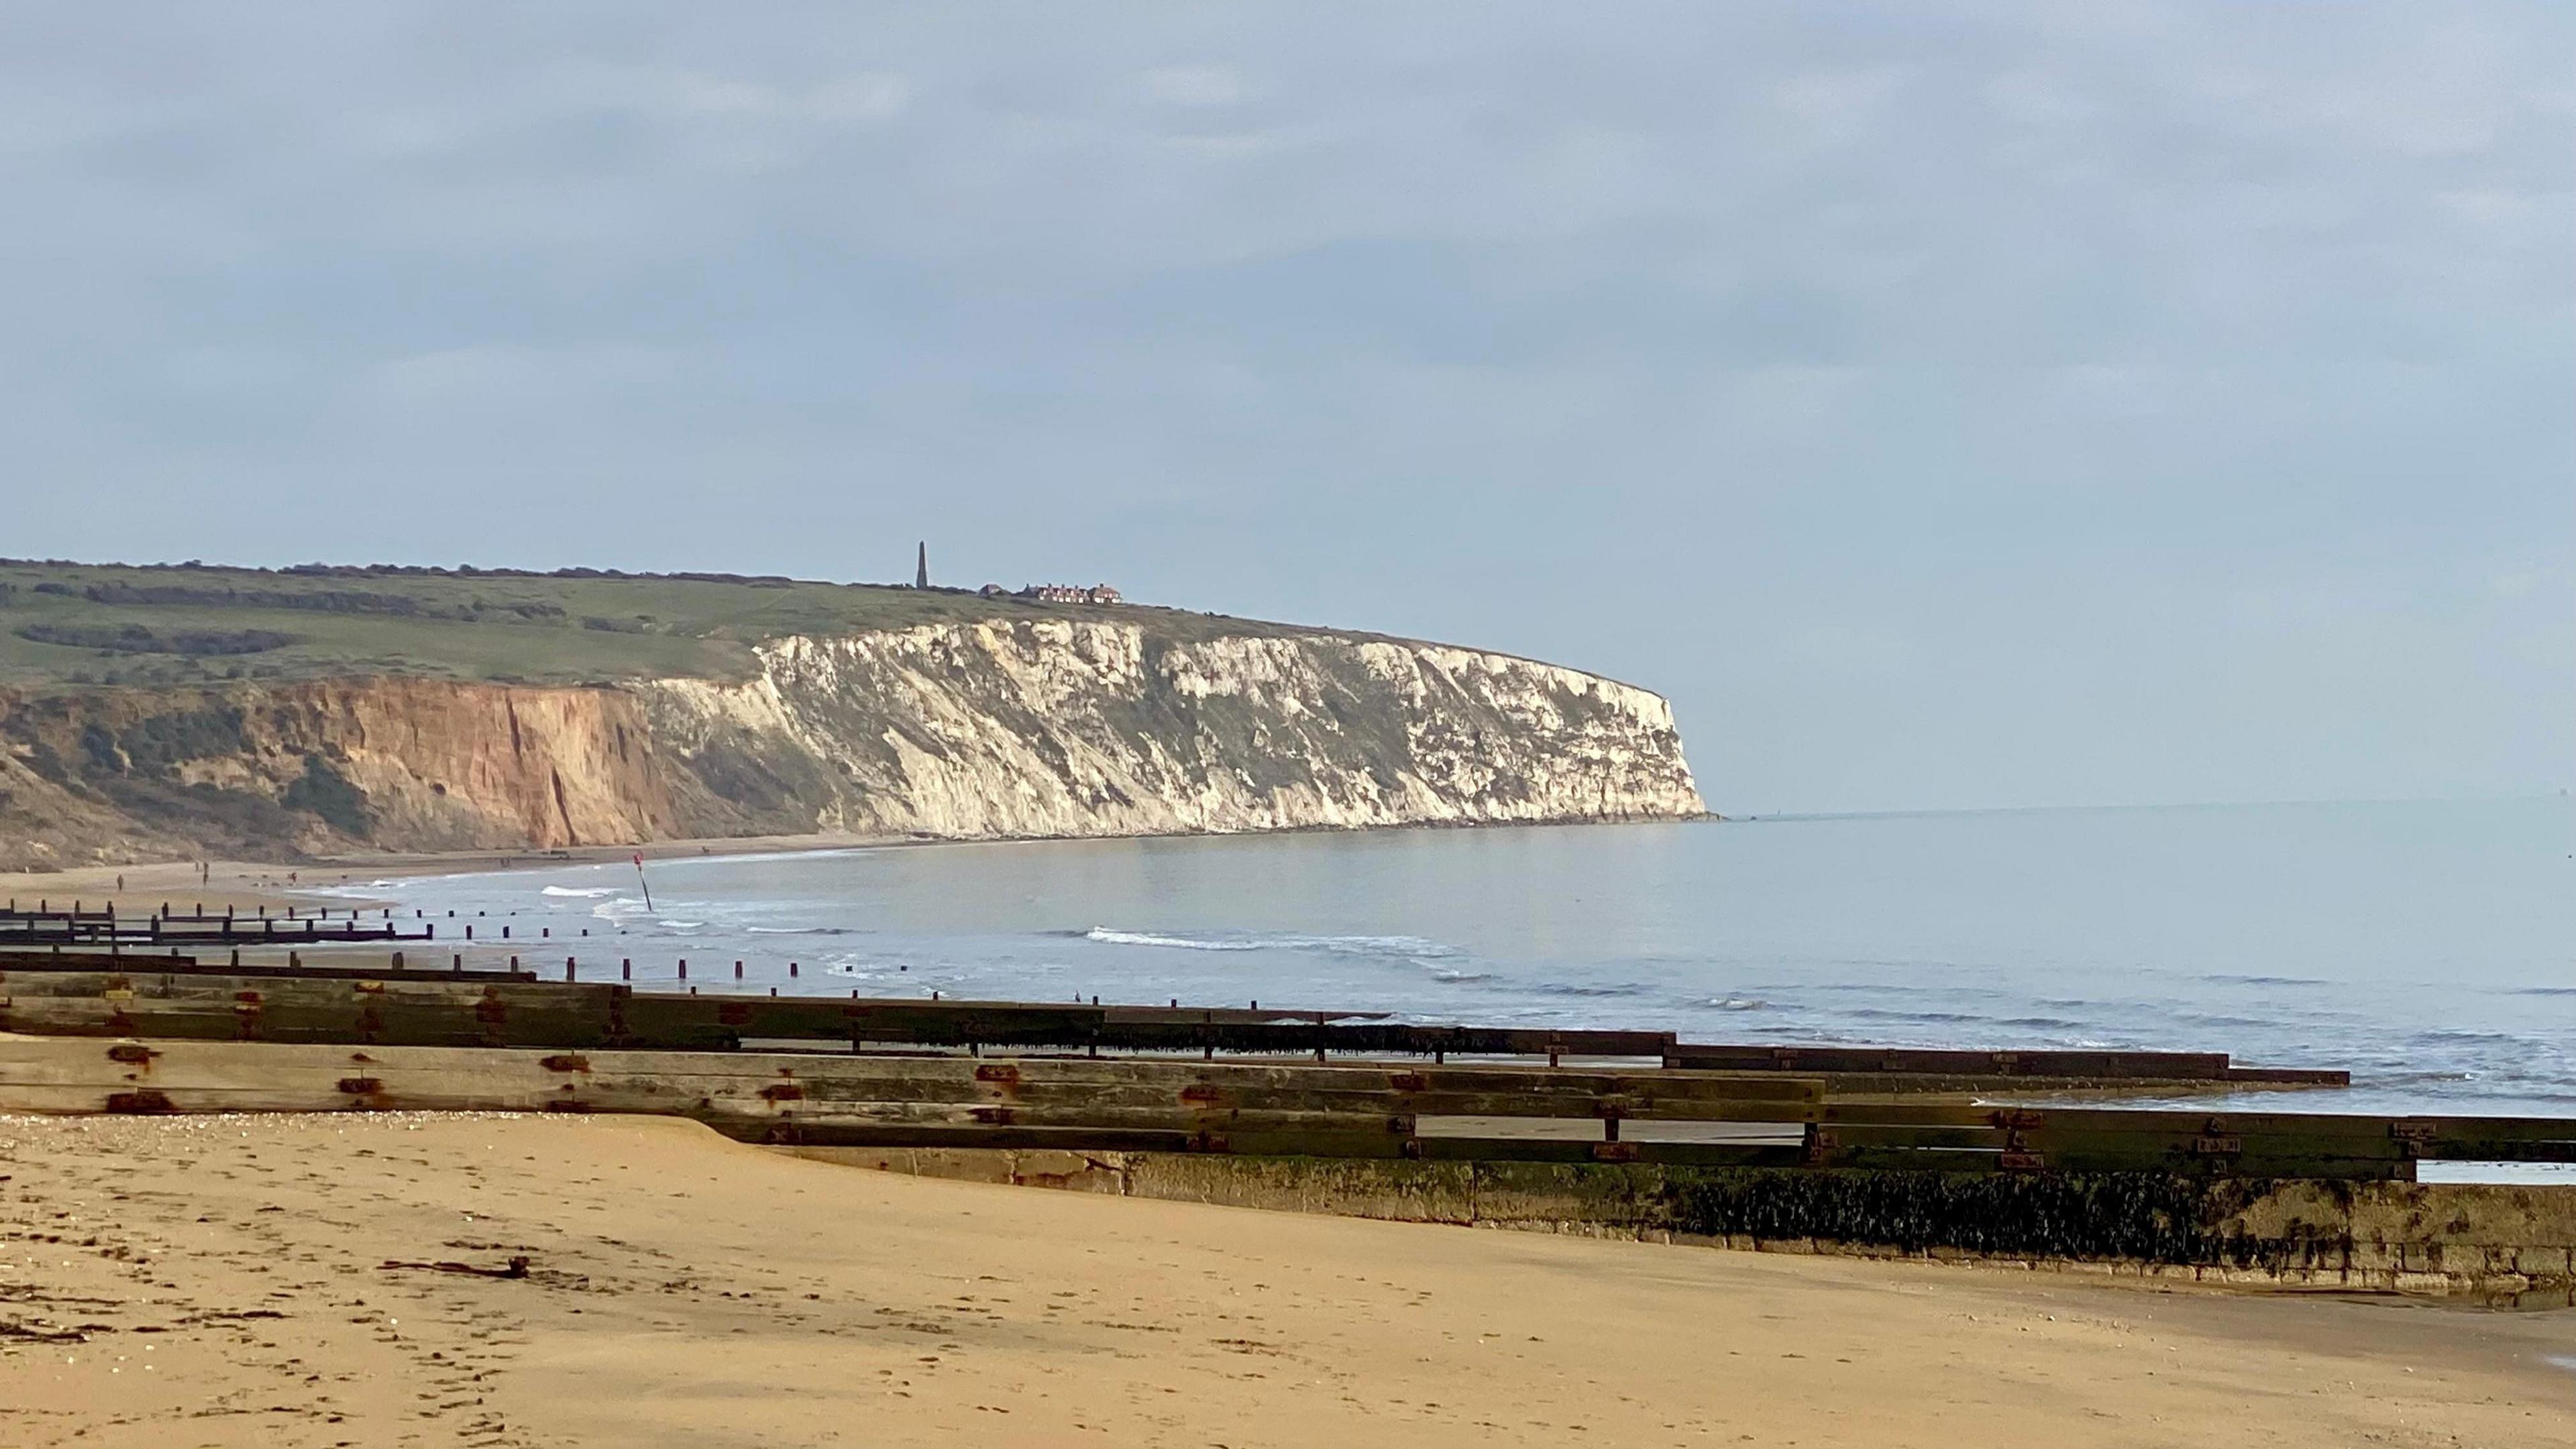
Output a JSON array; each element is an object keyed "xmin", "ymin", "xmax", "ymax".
[{"xmin": 1719, "ymin": 792, "xmax": 2568, "ymax": 823}]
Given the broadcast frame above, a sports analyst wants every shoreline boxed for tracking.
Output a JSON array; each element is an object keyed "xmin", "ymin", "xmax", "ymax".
[
  {"xmin": 0, "ymin": 814, "xmax": 1721, "ymax": 916},
  {"xmin": 0, "ymin": 830, "xmax": 938, "ymax": 916}
]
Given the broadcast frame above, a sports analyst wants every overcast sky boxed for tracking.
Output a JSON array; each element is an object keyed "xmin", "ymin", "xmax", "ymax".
[{"xmin": 3, "ymin": 3, "xmax": 2567, "ymax": 812}]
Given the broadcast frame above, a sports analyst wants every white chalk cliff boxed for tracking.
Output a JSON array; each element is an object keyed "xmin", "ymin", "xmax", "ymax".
[
  {"xmin": 639, "ymin": 621, "xmax": 1704, "ymax": 839},
  {"xmin": 0, "ymin": 620, "xmax": 1704, "ymax": 866}
]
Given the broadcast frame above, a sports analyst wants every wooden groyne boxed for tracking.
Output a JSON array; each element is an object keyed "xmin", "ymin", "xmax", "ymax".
[
  {"xmin": 806, "ymin": 1146, "xmax": 2576, "ymax": 1301},
  {"xmin": 6, "ymin": 949, "xmax": 2573, "ymax": 1295},
  {"xmin": 3, "ymin": 1030, "xmax": 2570, "ymax": 1297},
  {"xmin": 0, "ymin": 903, "xmax": 432, "ymax": 948},
  {"xmin": 2, "ymin": 956, "xmax": 2567, "ymax": 1180},
  {"xmin": 3, "ymin": 1030, "xmax": 2562, "ymax": 1180},
  {"xmin": 0, "ymin": 952, "xmax": 2342, "ymax": 1080}
]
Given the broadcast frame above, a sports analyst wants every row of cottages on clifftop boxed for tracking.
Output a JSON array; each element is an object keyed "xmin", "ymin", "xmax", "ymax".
[
  {"xmin": 916, "ymin": 541, "xmax": 1123, "ymax": 606},
  {"xmin": 985, "ymin": 582, "xmax": 1124, "ymax": 604}
]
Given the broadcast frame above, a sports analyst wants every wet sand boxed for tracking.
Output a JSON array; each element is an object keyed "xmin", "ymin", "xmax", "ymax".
[
  {"xmin": 0, "ymin": 833, "xmax": 906, "ymax": 919},
  {"xmin": 1, "ymin": 1112, "xmax": 2569, "ymax": 1447},
  {"xmin": 0, "ymin": 858, "xmax": 301, "ymax": 916}
]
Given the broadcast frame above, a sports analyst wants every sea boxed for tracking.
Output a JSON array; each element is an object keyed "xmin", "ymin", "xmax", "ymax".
[{"xmin": 331, "ymin": 798, "xmax": 2574, "ymax": 1126}]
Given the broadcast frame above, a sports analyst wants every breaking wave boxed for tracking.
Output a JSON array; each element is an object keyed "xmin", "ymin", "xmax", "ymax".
[
  {"xmin": 1081, "ymin": 927, "xmax": 1462, "ymax": 962},
  {"xmin": 1083, "ymin": 928, "xmax": 1258, "ymax": 951},
  {"xmin": 541, "ymin": 885, "xmax": 621, "ymax": 898}
]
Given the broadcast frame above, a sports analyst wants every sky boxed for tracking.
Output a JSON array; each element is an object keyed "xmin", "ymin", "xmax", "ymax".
[{"xmin": 1, "ymin": 3, "xmax": 2567, "ymax": 814}]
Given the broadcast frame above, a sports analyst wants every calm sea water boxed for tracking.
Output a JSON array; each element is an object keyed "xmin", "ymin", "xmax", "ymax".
[{"xmin": 347, "ymin": 798, "xmax": 2574, "ymax": 1118}]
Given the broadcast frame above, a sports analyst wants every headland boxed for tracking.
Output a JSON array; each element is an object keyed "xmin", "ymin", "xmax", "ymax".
[{"xmin": 0, "ymin": 559, "xmax": 1703, "ymax": 871}]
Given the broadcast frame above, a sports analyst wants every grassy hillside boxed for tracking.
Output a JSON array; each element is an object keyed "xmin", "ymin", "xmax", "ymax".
[{"xmin": 0, "ymin": 561, "xmax": 1331, "ymax": 693}]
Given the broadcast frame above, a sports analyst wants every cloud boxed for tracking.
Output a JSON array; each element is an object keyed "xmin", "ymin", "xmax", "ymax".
[
  {"xmin": 1142, "ymin": 64, "xmax": 1244, "ymax": 107},
  {"xmin": 0, "ymin": 0, "xmax": 2565, "ymax": 807}
]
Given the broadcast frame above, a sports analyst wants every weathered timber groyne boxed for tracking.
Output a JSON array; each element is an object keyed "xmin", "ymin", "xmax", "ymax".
[
  {"xmin": 5, "ymin": 1026, "xmax": 2566, "ymax": 1295},
  {"xmin": 3, "ymin": 990, "xmax": 2570, "ymax": 1181},
  {"xmin": 794, "ymin": 1145, "xmax": 2576, "ymax": 1301},
  {"xmin": 9, "ymin": 955, "xmax": 2576, "ymax": 1296},
  {"xmin": 0, "ymin": 955, "xmax": 2344, "ymax": 1089}
]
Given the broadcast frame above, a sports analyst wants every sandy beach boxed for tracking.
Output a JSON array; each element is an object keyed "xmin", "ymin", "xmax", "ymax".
[
  {"xmin": 0, "ymin": 833, "xmax": 909, "ymax": 920},
  {"xmin": 1, "ymin": 1112, "xmax": 2568, "ymax": 1448}
]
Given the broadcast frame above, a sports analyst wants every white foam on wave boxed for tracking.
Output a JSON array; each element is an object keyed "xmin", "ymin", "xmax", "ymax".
[
  {"xmin": 658, "ymin": 920, "xmax": 705, "ymax": 930},
  {"xmin": 747, "ymin": 925, "xmax": 851, "ymax": 935},
  {"xmin": 1085, "ymin": 927, "xmax": 1261, "ymax": 951},
  {"xmin": 542, "ymin": 886, "xmax": 621, "ymax": 898},
  {"xmin": 1083, "ymin": 927, "xmax": 1462, "ymax": 961}
]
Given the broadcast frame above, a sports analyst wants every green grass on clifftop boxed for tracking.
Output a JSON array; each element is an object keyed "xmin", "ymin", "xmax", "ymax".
[{"xmin": 0, "ymin": 561, "xmax": 1346, "ymax": 693}]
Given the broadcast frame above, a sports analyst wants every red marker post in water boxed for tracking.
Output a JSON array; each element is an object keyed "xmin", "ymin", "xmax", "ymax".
[{"xmin": 633, "ymin": 852, "xmax": 655, "ymax": 913}]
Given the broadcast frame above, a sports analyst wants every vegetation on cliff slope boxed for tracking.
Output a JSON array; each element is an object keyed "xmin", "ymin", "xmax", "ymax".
[{"xmin": 0, "ymin": 560, "xmax": 1348, "ymax": 693}]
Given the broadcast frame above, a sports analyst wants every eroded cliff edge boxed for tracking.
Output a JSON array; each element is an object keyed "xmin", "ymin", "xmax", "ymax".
[{"xmin": 0, "ymin": 620, "xmax": 1703, "ymax": 867}]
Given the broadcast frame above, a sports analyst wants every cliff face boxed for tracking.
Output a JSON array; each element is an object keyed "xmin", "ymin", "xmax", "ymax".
[
  {"xmin": 637, "ymin": 621, "xmax": 1703, "ymax": 838},
  {"xmin": 0, "ymin": 621, "xmax": 1703, "ymax": 868},
  {"xmin": 0, "ymin": 680, "xmax": 678, "ymax": 867}
]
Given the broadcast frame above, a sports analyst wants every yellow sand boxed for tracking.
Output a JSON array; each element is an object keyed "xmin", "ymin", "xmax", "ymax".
[
  {"xmin": 0, "ymin": 1112, "xmax": 2568, "ymax": 1447},
  {"xmin": 0, "ymin": 834, "xmax": 908, "ymax": 918}
]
